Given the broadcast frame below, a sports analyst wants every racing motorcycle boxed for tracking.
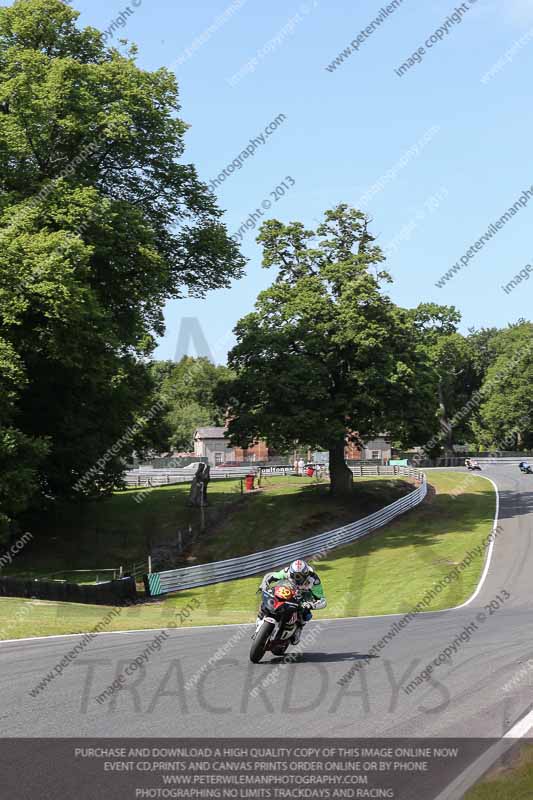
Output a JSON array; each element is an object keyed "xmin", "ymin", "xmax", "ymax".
[
  {"xmin": 519, "ymin": 462, "xmax": 533, "ymax": 474},
  {"xmin": 250, "ymin": 580, "xmax": 303, "ymax": 663}
]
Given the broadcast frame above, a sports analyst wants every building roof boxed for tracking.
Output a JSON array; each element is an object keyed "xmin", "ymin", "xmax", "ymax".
[{"xmin": 195, "ymin": 427, "xmax": 227, "ymax": 439}]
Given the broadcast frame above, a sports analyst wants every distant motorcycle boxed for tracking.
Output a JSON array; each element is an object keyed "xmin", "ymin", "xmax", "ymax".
[
  {"xmin": 519, "ymin": 462, "xmax": 533, "ymax": 474},
  {"xmin": 466, "ymin": 459, "xmax": 481, "ymax": 471},
  {"xmin": 250, "ymin": 580, "xmax": 303, "ymax": 663}
]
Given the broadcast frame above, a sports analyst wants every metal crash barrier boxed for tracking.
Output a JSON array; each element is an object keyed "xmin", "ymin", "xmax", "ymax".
[{"xmin": 144, "ymin": 467, "xmax": 426, "ymax": 596}]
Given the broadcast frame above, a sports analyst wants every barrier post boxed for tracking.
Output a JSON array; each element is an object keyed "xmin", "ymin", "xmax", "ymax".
[{"xmin": 200, "ymin": 491, "xmax": 205, "ymax": 533}]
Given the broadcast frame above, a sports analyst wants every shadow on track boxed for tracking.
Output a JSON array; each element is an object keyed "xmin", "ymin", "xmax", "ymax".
[
  {"xmin": 497, "ymin": 485, "xmax": 533, "ymax": 521},
  {"xmin": 267, "ymin": 651, "xmax": 379, "ymax": 664}
]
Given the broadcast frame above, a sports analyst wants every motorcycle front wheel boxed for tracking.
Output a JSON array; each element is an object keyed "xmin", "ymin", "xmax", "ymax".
[{"xmin": 250, "ymin": 620, "xmax": 275, "ymax": 663}]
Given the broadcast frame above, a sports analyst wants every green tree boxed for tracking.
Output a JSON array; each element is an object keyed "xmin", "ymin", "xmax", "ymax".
[
  {"xmin": 0, "ymin": 337, "xmax": 48, "ymax": 541},
  {"xmin": 220, "ymin": 205, "xmax": 438, "ymax": 496},
  {"xmin": 409, "ymin": 304, "xmax": 480, "ymax": 454},
  {"xmin": 473, "ymin": 322, "xmax": 533, "ymax": 450},
  {"xmin": 467, "ymin": 326, "xmax": 500, "ymax": 379},
  {"xmin": 0, "ymin": 0, "xmax": 244, "ymax": 518},
  {"xmin": 154, "ymin": 357, "xmax": 233, "ymax": 452}
]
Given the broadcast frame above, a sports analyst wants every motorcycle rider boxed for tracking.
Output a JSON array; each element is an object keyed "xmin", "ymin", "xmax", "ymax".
[{"xmin": 258, "ymin": 559, "xmax": 327, "ymax": 645}]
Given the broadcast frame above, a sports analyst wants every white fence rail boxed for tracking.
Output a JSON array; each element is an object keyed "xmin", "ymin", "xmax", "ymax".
[
  {"xmin": 144, "ymin": 467, "xmax": 426, "ymax": 596},
  {"xmin": 123, "ymin": 466, "xmax": 260, "ymax": 488},
  {"xmin": 350, "ymin": 465, "xmax": 422, "ymax": 478},
  {"xmin": 125, "ymin": 463, "xmax": 421, "ymax": 488}
]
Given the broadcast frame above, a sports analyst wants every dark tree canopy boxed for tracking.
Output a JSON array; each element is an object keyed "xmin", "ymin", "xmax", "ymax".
[{"xmin": 0, "ymin": 0, "xmax": 244, "ymax": 531}]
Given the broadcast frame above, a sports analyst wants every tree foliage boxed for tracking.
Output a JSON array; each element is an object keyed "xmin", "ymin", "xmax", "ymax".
[
  {"xmin": 152, "ymin": 357, "xmax": 233, "ymax": 452},
  {"xmin": 0, "ymin": 0, "xmax": 244, "ymax": 528},
  {"xmin": 220, "ymin": 205, "xmax": 439, "ymax": 495},
  {"xmin": 409, "ymin": 303, "xmax": 481, "ymax": 454},
  {"xmin": 473, "ymin": 322, "xmax": 533, "ymax": 450}
]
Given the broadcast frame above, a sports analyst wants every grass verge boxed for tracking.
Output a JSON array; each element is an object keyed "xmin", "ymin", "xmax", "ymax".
[
  {"xmin": 464, "ymin": 744, "xmax": 533, "ymax": 799},
  {"xmin": 0, "ymin": 472, "xmax": 495, "ymax": 639}
]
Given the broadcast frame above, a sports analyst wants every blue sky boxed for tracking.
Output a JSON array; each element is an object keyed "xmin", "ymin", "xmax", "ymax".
[{"xmin": 35, "ymin": 0, "xmax": 533, "ymax": 360}]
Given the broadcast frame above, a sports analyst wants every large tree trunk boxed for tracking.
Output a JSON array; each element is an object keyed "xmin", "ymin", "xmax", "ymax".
[{"xmin": 328, "ymin": 438, "xmax": 353, "ymax": 496}]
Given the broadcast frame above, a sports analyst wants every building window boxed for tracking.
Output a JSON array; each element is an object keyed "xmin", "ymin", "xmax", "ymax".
[
  {"xmin": 215, "ymin": 452, "xmax": 223, "ymax": 465},
  {"xmin": 371, "ymin": 450, "xmax": 380, "ymax": 460}
]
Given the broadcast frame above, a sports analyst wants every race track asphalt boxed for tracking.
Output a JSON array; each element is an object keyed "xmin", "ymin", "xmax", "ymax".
[{"xmin": 2, "ymin": 466, "xmax": 533, "ymax": 743}]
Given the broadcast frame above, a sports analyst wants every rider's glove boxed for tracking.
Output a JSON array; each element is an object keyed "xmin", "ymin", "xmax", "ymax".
[{"xmin": 301, "ymin": 601, "xmax": 314, "ymax": 611}]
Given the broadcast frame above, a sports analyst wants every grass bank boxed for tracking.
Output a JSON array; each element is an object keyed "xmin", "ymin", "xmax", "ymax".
[
  {"xmin": 9, "ymin": 475, "xmax": 412, "ymax": 579},
  {"xmin": 11, "ymin": 479, "xmax": 243, "ymax": 578},
  {"xmin": 464, "ymin": 744, "xmax": 533, "ymax": 799},
  {"xmin": 0, "ymin": 472, "xmax": 495, "ymax": 639},
  {"xmin": 189, "ymin": 474, "xmax": 413, "ymax": 563}
]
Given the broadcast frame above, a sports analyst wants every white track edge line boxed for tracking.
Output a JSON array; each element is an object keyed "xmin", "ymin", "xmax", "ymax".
[
  {"xmin": 433, "ymin": 707, "xmax": 533, "ymax": 800},
  {"xmin": 449, "ymin": 475, "xmax": 499, "ymax": 611}
]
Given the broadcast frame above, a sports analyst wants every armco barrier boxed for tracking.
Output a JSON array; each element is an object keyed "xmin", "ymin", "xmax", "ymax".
[
  {"xmin": 144, "ymin": 467, "xmax": 426, "ymax": 596},
  {"xmin": 0, "ymin": 575, "xmax": 137, "ymax": 605},
  {"xmin": 469, "ymin": 457, "xmax": 529, "ymax": 465}
]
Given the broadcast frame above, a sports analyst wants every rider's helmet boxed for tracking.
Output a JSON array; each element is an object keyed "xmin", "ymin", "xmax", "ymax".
[{"xmin": 288, "ymin": 559, "xmax": 310, "ymax": 585}]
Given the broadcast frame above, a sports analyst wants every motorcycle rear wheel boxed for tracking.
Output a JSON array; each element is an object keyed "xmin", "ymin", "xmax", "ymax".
[{"xmin": 250, "ymin": 621, "xmax": 275, "ymax": 663}]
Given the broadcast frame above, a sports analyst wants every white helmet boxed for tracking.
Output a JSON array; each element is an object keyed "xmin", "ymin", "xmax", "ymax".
[{"xmin": 288, "ymin": 559, "xmax": 310, "ymax": 585}]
